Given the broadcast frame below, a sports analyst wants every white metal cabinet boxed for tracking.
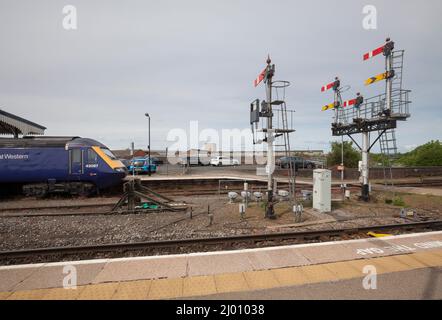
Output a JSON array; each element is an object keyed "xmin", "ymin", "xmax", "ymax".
[{"xmin": 313, "ymin": 169, "xmax": 331, "ymax": 213}]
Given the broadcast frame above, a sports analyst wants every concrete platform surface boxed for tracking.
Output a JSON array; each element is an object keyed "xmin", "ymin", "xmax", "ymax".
[
  {"xmin": 1, "ymin": 231, "xmax": 441, "ymax": 299},
  {"xmin": 194, "ymin": 267, "xmax": 442, "ymax": 300}
]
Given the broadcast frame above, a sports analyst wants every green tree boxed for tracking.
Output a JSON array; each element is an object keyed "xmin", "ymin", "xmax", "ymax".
[
  {"xmin": 370, "ymin": 153, "xmax": 390, "ymax": 166},
  {"xmin": 397, "ymin": 140, "xmax": 442, "ymax": 166},
  {"xmin": 326, "ymin": 141, "xmax": 361, "ymax": 168}
]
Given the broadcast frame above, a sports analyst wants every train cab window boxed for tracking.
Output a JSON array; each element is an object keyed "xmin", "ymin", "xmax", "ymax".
[
  {"xmin": 87, "ymin": 149, "xmax": 98, "ymax": 164},
  {"xmin": 102, "ymin": 148, "xmax": 117, "ymax": 160}
]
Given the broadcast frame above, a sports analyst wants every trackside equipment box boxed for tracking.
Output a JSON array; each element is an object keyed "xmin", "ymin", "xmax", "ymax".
[{"xmin": 313, "ymin": 169, "xmax": 331, "ymax": 213}]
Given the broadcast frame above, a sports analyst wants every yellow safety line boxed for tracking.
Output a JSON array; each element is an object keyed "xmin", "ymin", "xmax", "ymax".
[
  {"xmin": 2, "ymin": 249, "xmax": 441, "ymax": 300},
  {"xmin": 367, "ymin": 231, "xmax": 392, "ymax": 238}
]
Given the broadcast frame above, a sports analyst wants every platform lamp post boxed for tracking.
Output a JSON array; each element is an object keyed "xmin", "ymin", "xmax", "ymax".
[{"xmin": 145, "ymin": 113, "xmax": 151, "ymax": 176}]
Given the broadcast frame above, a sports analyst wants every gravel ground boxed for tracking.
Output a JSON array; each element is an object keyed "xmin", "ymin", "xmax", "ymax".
[
  {"xmin": 0, "ymin": 191, "xmax": 441, "ymax": 251},
  {"xmin": 0, "ymin": 195, "xmax": 119, "ymax": 210}
]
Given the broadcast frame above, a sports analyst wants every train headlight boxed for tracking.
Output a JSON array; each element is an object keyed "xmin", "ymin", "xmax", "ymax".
[{"xmin": 115, "ymin": 167, "xmax": 126, "ymax": 173}]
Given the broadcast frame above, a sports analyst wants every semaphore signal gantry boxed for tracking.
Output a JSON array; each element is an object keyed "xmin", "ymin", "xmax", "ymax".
[{"xmin": 321, "ymin": 38, "xmax": 411, "ymax": 201}]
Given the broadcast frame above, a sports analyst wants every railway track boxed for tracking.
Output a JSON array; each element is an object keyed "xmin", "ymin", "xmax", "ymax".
[
  {"xmin": 0, "ymin": 203, "xmax": 189, "ymax": 217},
  {"xmin": 1, "ymin": 220, "xmax": 441, "ymax": 265},
  {"xmin": 0, "ymin": 202, "xmax": 116, "ymax": 217},
  {"xmin": 0, "ymin": 184, "xmax": 360, "ymax": 216},
  {"xmin": 0, "ymin": 202, "xmax": 115, "ymax": 212},
  {"xmin": 0, "ymin": 190, "xmax": 226, "ymax": 215},
  {"xmin": 393, "ymin": 180, "xmax": 442, "ymax": 187}
]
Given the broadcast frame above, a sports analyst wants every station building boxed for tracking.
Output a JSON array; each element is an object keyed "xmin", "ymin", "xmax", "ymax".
[{"xmin": 0, "ymin": 109, "xmax": 46, "ymax": 138}]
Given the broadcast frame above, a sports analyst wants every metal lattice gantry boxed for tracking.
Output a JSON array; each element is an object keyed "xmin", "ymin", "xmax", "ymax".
[
  {"xmin": 321, "ymin": 38, "xmax": 412, "ymax": 201},
  {"xmin": 331, "ymin": 88, "xmax": 411, "ymax": 136}
]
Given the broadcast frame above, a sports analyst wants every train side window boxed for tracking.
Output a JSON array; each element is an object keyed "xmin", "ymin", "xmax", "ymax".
[
  {"xmin": 69, "ymin": 148, "xmax": 84, "ymax": 174},
  {"xmin": 87, "ymin": 149, "xmax": 98, "ymax": 164},
  {"xmin": 72, "ymin": 149, "xmax": 82, "ymax": 163}
]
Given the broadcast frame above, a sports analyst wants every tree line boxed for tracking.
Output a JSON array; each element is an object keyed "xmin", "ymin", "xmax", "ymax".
[{"xmin": 326, "ymin": 140, "xmax": 442, "ymax": 167}]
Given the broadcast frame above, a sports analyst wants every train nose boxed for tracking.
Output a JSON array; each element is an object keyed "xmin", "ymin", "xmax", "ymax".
[{"xmin": 116, "ymin": 168, "xmax": 127, "ymax": 178}]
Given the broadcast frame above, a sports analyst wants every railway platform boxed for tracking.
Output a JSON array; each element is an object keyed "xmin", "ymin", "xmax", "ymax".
[
  {"xmin": 126, "ymin": 174, "xmax": 358, "ymax": 187},
  {"xmin": 1, "ymin": 231, "xmax": 441, "ymax": 300}
]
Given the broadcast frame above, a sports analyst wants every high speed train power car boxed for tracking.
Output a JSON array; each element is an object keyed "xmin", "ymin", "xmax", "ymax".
[{"xmin": 0, "ymin": 136, "xmax": 127, "ymax": 196}]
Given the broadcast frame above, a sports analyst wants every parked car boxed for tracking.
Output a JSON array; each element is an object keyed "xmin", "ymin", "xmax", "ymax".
[
  {"xmin": 178, "ymin": 156, "xmax": 208, "ymax": 166},
  {"xmin": 128, "ymin": 157, "xmax": 157, "ymax": 174},
  {"xmin": 210, "ymin": 156, "xmax": 240, "ymax": 166},
  {"xmin": 149, "ymin": 157, "xmax": 164, "ymax": 165},
  {"xmin": 120, "ymin": 159, "xmax": 131, "ymax": 170},
  {"xmin": 277, "ymin": 156, "xmax": 316, "ymax": 169}
]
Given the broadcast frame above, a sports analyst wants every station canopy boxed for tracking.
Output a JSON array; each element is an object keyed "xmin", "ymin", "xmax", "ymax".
[{"xmin": 0, "ymin": 109, "xmax": 46, "ymax": 137}]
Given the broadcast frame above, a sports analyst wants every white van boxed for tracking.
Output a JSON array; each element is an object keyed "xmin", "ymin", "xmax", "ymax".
[{"xmin": 209, "ymin": 156, "xmax": 240, "ymax": 166}]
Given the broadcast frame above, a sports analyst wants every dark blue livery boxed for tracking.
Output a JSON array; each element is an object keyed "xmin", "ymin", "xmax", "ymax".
[{"xmin": 0, "ymin": 136, "xmax": 127, "ymax": 196}]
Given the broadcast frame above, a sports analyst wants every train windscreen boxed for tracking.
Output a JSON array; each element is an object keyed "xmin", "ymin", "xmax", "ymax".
[{"xmin": 101, "ymin": 148, "xmax": 118, "ymax": 160}]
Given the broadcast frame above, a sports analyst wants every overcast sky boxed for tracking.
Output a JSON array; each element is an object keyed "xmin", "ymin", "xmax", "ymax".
[{"xmin": 0, "ymin": 0, "xmax": 441, "ymax": 152}]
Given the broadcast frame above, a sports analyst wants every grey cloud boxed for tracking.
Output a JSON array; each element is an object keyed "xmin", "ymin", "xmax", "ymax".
[{"xmin": 0, "ymin": 0, "xmax": 441, "ymax": 153}]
